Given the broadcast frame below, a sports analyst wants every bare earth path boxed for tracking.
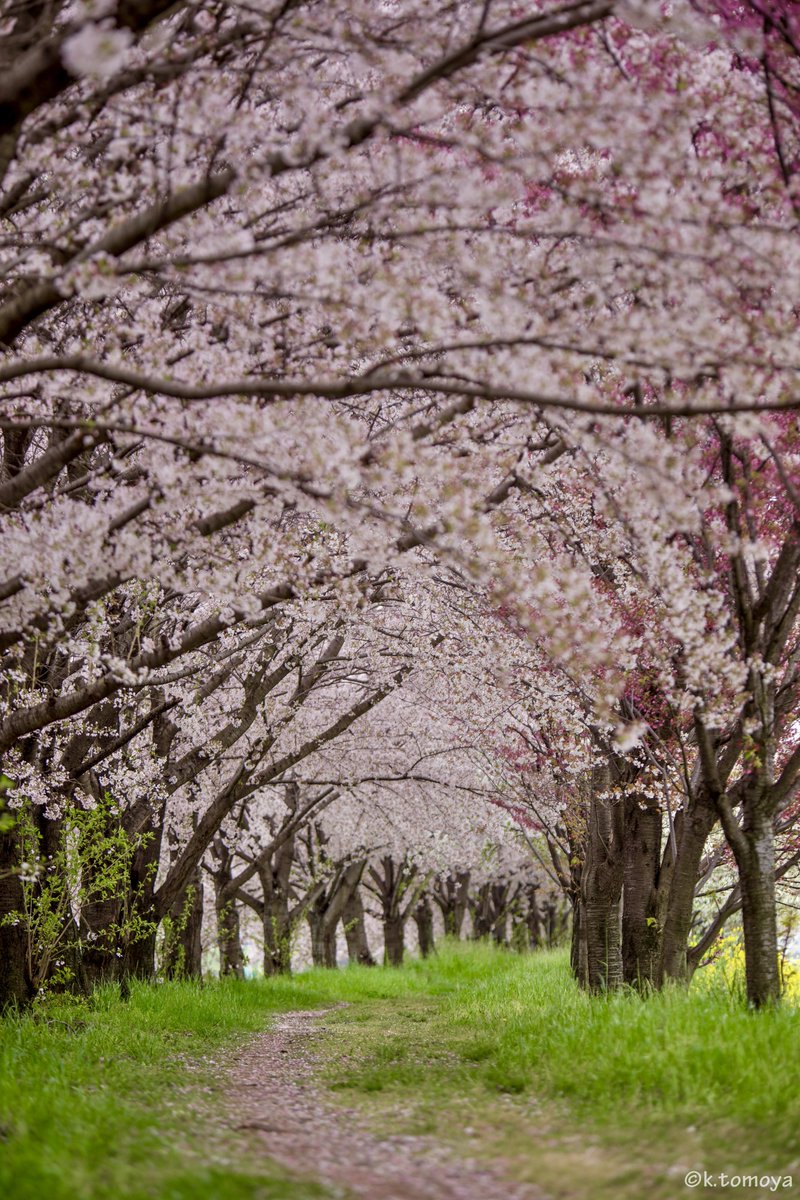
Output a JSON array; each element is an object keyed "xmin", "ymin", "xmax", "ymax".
[{"xmin": 225, "ymin": 1008, "xmax": 549, "ymax": 1200}]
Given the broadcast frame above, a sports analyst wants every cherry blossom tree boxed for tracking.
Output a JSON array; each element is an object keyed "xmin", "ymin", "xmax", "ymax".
[{"xmin": 2, "ymin": 0, "xmax": 800, "ymax": 1010}]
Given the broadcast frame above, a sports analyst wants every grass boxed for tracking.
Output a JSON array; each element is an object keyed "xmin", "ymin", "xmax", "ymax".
[
  {"xmin": 0, "ymin": 974, "xmax": 339, "ymax": 1200},
  {"xmin": 1, "ymin": 943, "xmax": 798, "ymax": 1199},
  {"xmin": 310, "ymin": 943, "xmax": 800, "ymax": 1198}
]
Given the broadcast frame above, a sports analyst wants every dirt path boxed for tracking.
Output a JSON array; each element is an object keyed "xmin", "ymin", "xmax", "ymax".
[{"xmin": 226, "ymin": 1008, "xmax": 549, "ymax": 1200}]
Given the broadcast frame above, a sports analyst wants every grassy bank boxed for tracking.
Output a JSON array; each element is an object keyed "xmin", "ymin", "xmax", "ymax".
[
  {"xmin": 0, "ymin": 975, "xmax": 337, "ymax": 1200},
  {"xmin": 1, "ymin": 944, "xmax": 798, "ymax": 1200},
  {"xmin": 313, "ymin": 943, "xmax": 800, "ymax": 1198}
]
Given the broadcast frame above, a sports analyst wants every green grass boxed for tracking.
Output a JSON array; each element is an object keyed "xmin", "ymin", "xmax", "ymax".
[
  {"xmin": 0, "ymin": 975, "xmax": 340, "ymax": 1200},
  {"xmin": 2, "ymin": 944, "xmax": 798, "ymax": 1200},
  {"xmin": 310, "ymin": 943, "xmax": 800, "ymax": 1198},
  {"xmin": 0, "ymin": 960, "xmax": 466, "ymax": 1200}
]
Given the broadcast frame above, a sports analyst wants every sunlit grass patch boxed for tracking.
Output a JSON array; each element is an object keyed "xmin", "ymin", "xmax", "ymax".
[
  {"xmin": 0, "ymin": 977, "xmax": 335, "ymax": 1200},
  {"xmin": 317, "ymin": 942, "xmax": 800, "ymax": 1197}
]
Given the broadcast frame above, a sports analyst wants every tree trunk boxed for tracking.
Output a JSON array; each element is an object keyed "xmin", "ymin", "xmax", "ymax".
[
  {"xmin": 81, "ymin": 894, "xmax": 123, "ymax": 987},
  {"xmin": 433, "ymin": 870, "xmax": 470, "ymax": 938},
  {"xmin": 342, "ymin": 886, "xmax": 374, "ymax": 965},
  {"xmin": 545, "ymin": 899, "xmax": 567, "ymax": 946},
  {"xmin": 383, "ymin": 915, "xmax": 405, "ymax": 966},
  {"xmin": 262, "ymin": 895, "xmax": 293, "ymax": 975},
  {"xmin": 581, "ymin": 766, "xmax": 624, "ymax": 992},
  {"xmin": 491, "ymin": 882, "xmax": 509, "ymax": 946},
  {"xmin": 212, "ymin": 854, "xmax": 244, "ymax": 974},
  {"xmin": 307, "ymin": 909, "xmax": 337, "ymax": 967},
  {"xmin": 308, "ymin": 912, "xmax": 325, "ymax": 966},
  {"xmin": 0, "ymin": 826, "xmax": 33, "ymax": 1010},
  {"xmin": 305, "ymin": 859, "xmax": 368, "ymax": 969},
  {"xmin": 121, "ymin": 811, "xmax": 163, "ymax": 982},
  {"xmin": 569, "ymin": 896, "xmax": 587, "ymax": 983},
  {"xmin": 452, "ymin": 872, "xmax": 470, "ymax": 937},
  {"xmin": 214, "ymin": 878, "xmax": 244, "ymax": 979},
  {"xmin": 566, "ymin": 847, "xmax": 587, "ymax": 984},
  {"xmin": 658, "ymin": 797, "xmax": 717, "ymax": 985},
  {"xmin": 470, "ymin": 883, "xmax": 493, "ymax": 939},
  {"xmin": 217, "ymin": 903, "xmax": 244, "ymax": 977},
  {"xmin": 66, "ymin": 800, "xmax": 124, "ymax": 989},
  {"xmin": 31, "ymin": 810, "xmax": 85, "ymax": 994},
  {"xmin": 526, "ymin": 884, "xmax": 543, "ymax": 949},
  {"xmin": 735, "ymin": 806, "xmax": 781, "ymax": 1007},
  {"xmin": 322, "ymin": 925, "xmax": 337, "ymax": 967},
  {"xmin": 584, "ymin": 894, "xmax": 622, "ymax": 991},
  {"xmin": 258, "ymin": 839, "xmax": 296, "ymax": 977},
  {"xmin": 621, "ymin": 795, "xmax": 662, "ymax": 989},
  {"xmin": 124, "ymin": 927, "xmax": 158, "ymax": 981},
  {"xmin": 413, "ymin": 895, "xmax": 435, "ymax": 958},
  {"xmin": 369, "ymin": 854, "xmax": 418, "ymax": 968},
  {"xmin": 163, "ymin": 868, "xmax": 204, "ymax": 980}
]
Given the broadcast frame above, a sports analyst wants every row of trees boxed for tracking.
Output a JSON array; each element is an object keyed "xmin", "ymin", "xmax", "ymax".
[
  {"xmin": 211, "ymin": 848, "xmax": 567, "ymax": 978},
  {"xmin": 1, "ymin": 0, "xmax": 800, "ymax": 1008}
]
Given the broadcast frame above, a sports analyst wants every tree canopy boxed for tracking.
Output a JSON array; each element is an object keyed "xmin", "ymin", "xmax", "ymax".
[{"xmin": 1, "ymin": 0, "xmax": 799, "ymax": 1009}]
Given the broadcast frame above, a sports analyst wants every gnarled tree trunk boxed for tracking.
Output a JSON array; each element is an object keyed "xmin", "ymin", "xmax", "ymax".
[{"xmin": 491, "ymin": 882, "xmax": 510, "ymax": 946}]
